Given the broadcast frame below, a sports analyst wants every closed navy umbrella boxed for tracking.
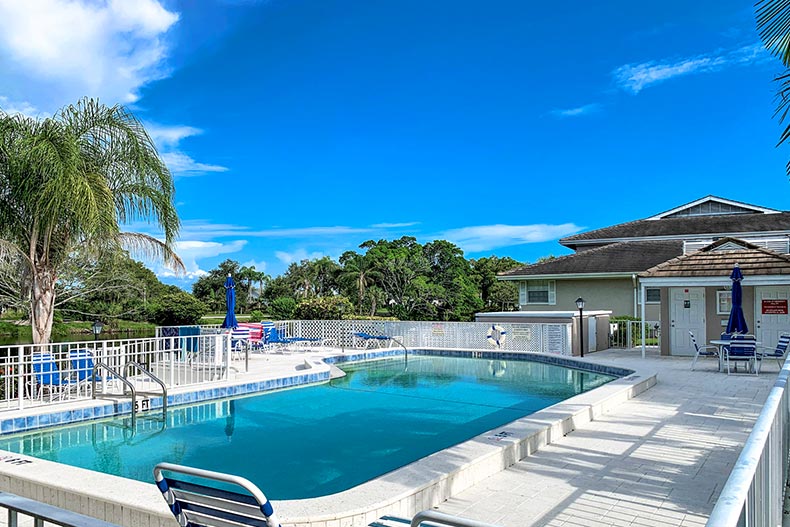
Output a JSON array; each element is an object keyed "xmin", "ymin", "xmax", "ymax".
[
  {"xmin": 726, "ymin": 264, "xmax": 748, "ymax": 334},
  {"xmin": 221, "ymin": 274, "xmax": 238, "ymax": 329}
]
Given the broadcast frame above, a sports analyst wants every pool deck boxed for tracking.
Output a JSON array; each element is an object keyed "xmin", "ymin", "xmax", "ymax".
[
  {"xmin": 0, "ymin": 347, "xmax": 777, "ymax": 527},
  {"xmin": 431, "ymin": 348, "xmax": 777, "ymax": 527}
]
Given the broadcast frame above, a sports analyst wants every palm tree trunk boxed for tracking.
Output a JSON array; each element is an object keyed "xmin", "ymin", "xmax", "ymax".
[{"xmin": 30, "ymin": 267, "xmax": 56, "ymax": 344}]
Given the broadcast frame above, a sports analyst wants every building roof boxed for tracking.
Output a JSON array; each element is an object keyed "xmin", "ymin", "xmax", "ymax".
[
  {"xmin": 560, "ymin": 196, "xmax": 790, "ymax": 250},
  {"xmin": 499, "ymin": 240, "xmax": 684, "ymax": 279},
  {"xmin": 640, "ymin": 238, "xmax": 790, "ymax": 278}
]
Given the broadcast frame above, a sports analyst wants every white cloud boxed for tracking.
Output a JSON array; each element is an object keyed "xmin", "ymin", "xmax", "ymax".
[
  {"xmin": 613, "ymin": 43, "xmax": 767, "ymax": 94},
  {"xmin": 146, "ymin": 124, "xmax": 229, "ymax": 176},
  {"xmin": 275, "ymin": 249, "xmax": 326, "ymax": 265},
  {"xmin": 441, "ymin": 224, "xmax": 583, "ymax": 253},
  {"xmin": 157, "ymin": 239, "xmax": 247, "ymax": 279},
  {"xmin": 241, "ymin": 260, "xmax": 268, "ymax": 273},
  {"xmin": 161, "ymin": 151, "xmax": 229, "ymax": 175},
  {"xmin": 0, "ymin": 0, "xmax": 179, "ymax": 111},
  {"xmin": 550, "ymin": 103, "xmax": 602, "ymax": 118},
  {"xmin": 0, "ymin": 96, "xmax": 37, "ymax": 116},
  {"xmin": 370, "ymin": 222, "xmax": 420, "ymax": 228}
]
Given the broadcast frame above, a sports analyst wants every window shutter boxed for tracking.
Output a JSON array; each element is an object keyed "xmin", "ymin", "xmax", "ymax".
[
  {"xmin": 548, "ymin": 281, "xmax": 556, "ymax": 305},
  {"xmin": 519, "ymin": 282, "xmax": 526, "ymax": 304}
]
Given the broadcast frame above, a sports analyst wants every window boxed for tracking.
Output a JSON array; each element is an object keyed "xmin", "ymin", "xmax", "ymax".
[
  {"xmin": 519, "ymin": 280, "xmax": 556, "ymax": 305},
  {"xmin": 645, "ymin": 288, "xmax": 661, "ymax": 304},
  {"xmin": 717, "ymin": 290, "xmax": 732, "ymax": 315}
]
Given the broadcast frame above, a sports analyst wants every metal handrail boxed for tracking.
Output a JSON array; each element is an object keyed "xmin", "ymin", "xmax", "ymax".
[
  {"xmin": 91, "ymin": 361, "xmax": 137, "ymax": 427},
  {"xmin": 123, "ymin": 360, "xmax": 168, "ymax": 415},
  {"xmin": 0, "ymin": 490, "xmax": 120, "ymax": 527},
  {"xmin": 410, "ymin": 510, "xmax": 502, "ymax": 527}
]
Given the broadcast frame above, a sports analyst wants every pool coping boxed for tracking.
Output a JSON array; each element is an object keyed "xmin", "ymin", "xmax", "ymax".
[{"xmin": 0, "ymin": 349, "xmax": 657, "ymax": 527}]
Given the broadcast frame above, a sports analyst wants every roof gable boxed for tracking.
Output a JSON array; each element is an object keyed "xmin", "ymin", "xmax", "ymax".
[
  {"xmin": 646, "ymin": 196, "xmax": 780, "ymax": 220},
  {"xmin": 640, "ymin": 238, "xmax": 790, "ymax": 278}
]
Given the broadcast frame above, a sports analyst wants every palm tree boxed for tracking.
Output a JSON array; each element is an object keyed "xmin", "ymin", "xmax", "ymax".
[
  {"xmin": 757, "ymin": 0, "xmax": 790, "ymax": 176},
  {"xmin": 338, "ymin": 252, "xmax": 380, "ymax": 315},
  {"xmin": 0, "ymin": 98, "xmax": 183, "ymax": 343}
]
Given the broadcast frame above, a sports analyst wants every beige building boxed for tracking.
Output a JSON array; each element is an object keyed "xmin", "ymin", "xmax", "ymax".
[{"xmin": 498, "ymin": 196, "xmax": 790, "ymax": 354}]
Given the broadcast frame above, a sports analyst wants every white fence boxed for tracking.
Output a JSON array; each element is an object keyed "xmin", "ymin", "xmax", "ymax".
[
  {"xmin": 0, "ymin": 333, "xmax": 230, "ymax": 412},
  {"xmin": 0, "ymin": 319, "xmax": 572, "ymax": 413},
  {"xmin": 706, "ymin": 355, "xmax": 790, "ymax": 526},
  {"xmin": 608, "ymin": 320, "xmax": 660, "ymax": 349},
  {"xmin": 275, "ymin": 319, "xmax": 572, "ymax": 354}
]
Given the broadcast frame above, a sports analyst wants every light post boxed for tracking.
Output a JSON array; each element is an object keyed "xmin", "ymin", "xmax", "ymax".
[
  {"xmin": 91, "ymin": 320, "xmax": 104, "ymax": 341},
  {"xmin": 575, "ymin": 297, "xmax": 585, "ymax": 358}
]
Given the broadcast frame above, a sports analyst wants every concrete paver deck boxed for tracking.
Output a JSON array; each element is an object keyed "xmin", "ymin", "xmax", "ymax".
[{"xmin": 432, "ymin": 349, "xmax": 777, "ymax": 527}]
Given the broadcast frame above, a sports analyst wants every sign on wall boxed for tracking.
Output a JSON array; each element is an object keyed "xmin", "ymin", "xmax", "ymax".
[{"xmin": 762, "ymin": 299, "xmax": 789, "ymax": 315}]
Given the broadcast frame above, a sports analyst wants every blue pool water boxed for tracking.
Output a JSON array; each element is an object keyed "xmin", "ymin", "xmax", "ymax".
[{"xmin": 0, "ymin": 356, "xmax": 614, "ymax": 499}]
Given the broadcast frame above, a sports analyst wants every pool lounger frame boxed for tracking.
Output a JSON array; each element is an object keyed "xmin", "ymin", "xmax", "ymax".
[{"xmin": 153, "ymin": 462, "xmax": 281, "ymax": 527}]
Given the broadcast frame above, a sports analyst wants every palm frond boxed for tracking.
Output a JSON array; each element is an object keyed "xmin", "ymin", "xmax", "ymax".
[
  {"xmin": 757, "ymin": 0, "xmax": 790, "ymax": 67},
  {"xmin": 118, "ymin": 232, "xmax": 185, "ymax": 274}
]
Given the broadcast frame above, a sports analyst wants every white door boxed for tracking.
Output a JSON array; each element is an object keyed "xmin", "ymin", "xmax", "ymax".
[
  {"xmin": 588, "ymin": 317, "xmax": 597, "ymax": 352},
  {"xmin": 754, "ymin": 286, "xmax": 790, "ymax": 350},
  {"xmin": 670, "ymin": 287, "xmax": 706, "ymax": 356}
]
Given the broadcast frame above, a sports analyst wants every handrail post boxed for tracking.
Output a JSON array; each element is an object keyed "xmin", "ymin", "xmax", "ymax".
[{"xmin": 16, "ymin": 346, "xmax": 23, "ymax": 410}]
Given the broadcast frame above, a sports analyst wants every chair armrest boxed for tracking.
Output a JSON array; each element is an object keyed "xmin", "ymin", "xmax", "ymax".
[{"xmin": 697, "ymin": 345, "xmax": 719, "ymax": 353}]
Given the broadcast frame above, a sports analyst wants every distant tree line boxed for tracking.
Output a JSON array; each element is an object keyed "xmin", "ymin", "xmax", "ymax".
[{"xmin": 192, "ymin": 236, "xmax": 523, "ymax": 322}]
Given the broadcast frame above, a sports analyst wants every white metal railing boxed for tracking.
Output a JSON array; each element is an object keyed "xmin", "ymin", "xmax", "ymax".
[
  {"xmin": 0, "ymin": 333, "xmax": 231, "ymax": 411},
  {"xmin": 277, "ymin": 319, "xmax": 572, "ymax": 354},
  {"xmin": 411, "ymin": 510, "xmax": 501, "ymax": 527},
  {"xmin": 706, "ymin": 355, "xmax": 790, "ymax": 526},
  {"xmin": 157, "ymin": 320, "xmax": 572, "ymax": 355},
  {"xmin": 608, "ymin": 320, "xmax": 660, "ymax": 349}
]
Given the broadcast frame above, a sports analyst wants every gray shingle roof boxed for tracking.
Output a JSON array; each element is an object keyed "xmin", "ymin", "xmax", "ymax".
[
  {"xmin": 499, "ymin": 240, "xmax": 684, "ymax": 278},
  {"xmin": 560, "ymin": 211, "xmax": 790, "ymax": 249},
  {"xmin": 640, "ymin": 238, "xmax": 790, "ymax": 278}
]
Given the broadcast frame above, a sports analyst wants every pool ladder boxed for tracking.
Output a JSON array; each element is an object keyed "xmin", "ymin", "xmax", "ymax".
[{"xmin": 91, "ymin": 360, "xmax": 168, "ymax": 428}]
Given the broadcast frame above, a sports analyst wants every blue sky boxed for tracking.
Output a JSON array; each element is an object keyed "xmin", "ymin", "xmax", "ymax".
[{"xmin": 0, "ymin": 0, "xmax": 786, "ymax": 287}]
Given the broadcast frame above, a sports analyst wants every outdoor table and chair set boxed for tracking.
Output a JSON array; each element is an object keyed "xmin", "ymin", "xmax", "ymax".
[{"xmin": 690, "ymin": 331, "xmax": 790, "ymax": 375}]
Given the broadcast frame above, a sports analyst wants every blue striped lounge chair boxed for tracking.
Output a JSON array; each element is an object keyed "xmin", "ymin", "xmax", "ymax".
[
  {"xmin": 725, "ymin": 335, "xmax": 758, "ymax": 375},
  {"xmin": 154, "ymin": 462, "xmax": 281, "ymax": 527},
  {"xmin": 690, "ymin": 331, "xmax": 719, "ymax": 371},
  {"xmin": 756, "ymin": 334, "xmax": 790, "ymax": 373},
  {"xmin": 230, "ymin": 327, "xmax": 251, "ymax": 360}
]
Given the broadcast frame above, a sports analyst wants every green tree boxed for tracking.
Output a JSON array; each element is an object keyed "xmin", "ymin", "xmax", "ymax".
[
  {"xmin": 470, "ymin": 256, "xmax": 523, "ymax": 311},
  {"xmin": 338, "ymin": 251, "xmax": 380, "ymax": 315},
  {"xmin": 0, "ymin": 98, "xmax": 182, "ymax": 343},
  {"xmin": 294, "ymin": 296, "xmax": 353, "ymax": 320},
  {"xmin": 148, "ymin": 290, "xmax": 207, "ymax": 326},
  {"xmin": 192, "ymin": 260, "xmax": 258, "ymax": 313},
  {"xmin": 269, "ymin": 296, "xmax": 297, "ymax": 320}
]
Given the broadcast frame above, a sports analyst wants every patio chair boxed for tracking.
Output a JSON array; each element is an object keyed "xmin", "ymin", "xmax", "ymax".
[
  {"xmin": 31, "ymin": 353, "xmax": 78, "ymax": 401},
  {"xmin": 230, "ymin": 327, "xmax": 251, "ymax": 360},
  {"xmin": 756, "ymin": 334, "xmax": 790, "ymax": 373},
  {"xmin": 238, "ymin": 322, "xmax": 264, "ymax": 349},
  {"xmin": 725, "ymin": 336, "xmax": 758, "ymax": 375},
  {"xmin": 689, "ymin": 331, "xmax": 719, "ymax": 370},
  {"xmin": 354, "ymin": 331, "xmax": 392, "ymax": 349},
  {"xmin": 154, "ymin": 462, "xmax": 281, "ymax": 527}
]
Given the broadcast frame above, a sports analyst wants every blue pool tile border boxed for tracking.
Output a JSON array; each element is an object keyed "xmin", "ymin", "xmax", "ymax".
[
  {"xmin": 0, "ymin": 349, "xmax": 631, "ymax": 436},
  {"xmin": 0, "ymin": 370, "xmax": 330, "ymax": 435},
  {"xmin": 325, "ymin": 348, "xmax": 635, "ymax": 379}
]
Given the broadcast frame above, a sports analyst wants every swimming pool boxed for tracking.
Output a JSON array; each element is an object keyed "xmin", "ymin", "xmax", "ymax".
[{"xmin": 0, "ymin": 355, "xmax": 614, "ymax": 500}]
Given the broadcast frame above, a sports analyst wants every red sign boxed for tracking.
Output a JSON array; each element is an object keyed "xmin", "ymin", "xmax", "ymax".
[{"xmin": 762, "ymin": 299, "xmax": 789, "ymax": 315}]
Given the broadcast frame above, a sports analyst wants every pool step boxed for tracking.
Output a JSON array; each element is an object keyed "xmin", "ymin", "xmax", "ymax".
[{"xmin": 368, "ymin": 515, "xmax": 410, "ymax": 527}]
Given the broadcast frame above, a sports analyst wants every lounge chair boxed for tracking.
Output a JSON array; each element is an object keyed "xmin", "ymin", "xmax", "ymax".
[
  {"xmin": 154, "ymin": 462, "xmax": 281, "ymax": 527},
  {"xmin": 353, "ymin": 332, "xmax": 392, "ymax": 349},
  {"xmin": 756, "ymin": 334, "xmax": 790, "ymax": 373},
  {"xmin": 725, "ymin": 335, "xmax": 758, "ymax": 375},
  {"xmin": 31, "ymin": 353, "xmax": 78, "ymax": 401},
  {"xmin": 690, "ymin": 331, "xmax": 719, "ymax": 370},
  {"xmin": 229, "ymin": 327, "xmax": 251, "ymax": 360}
]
